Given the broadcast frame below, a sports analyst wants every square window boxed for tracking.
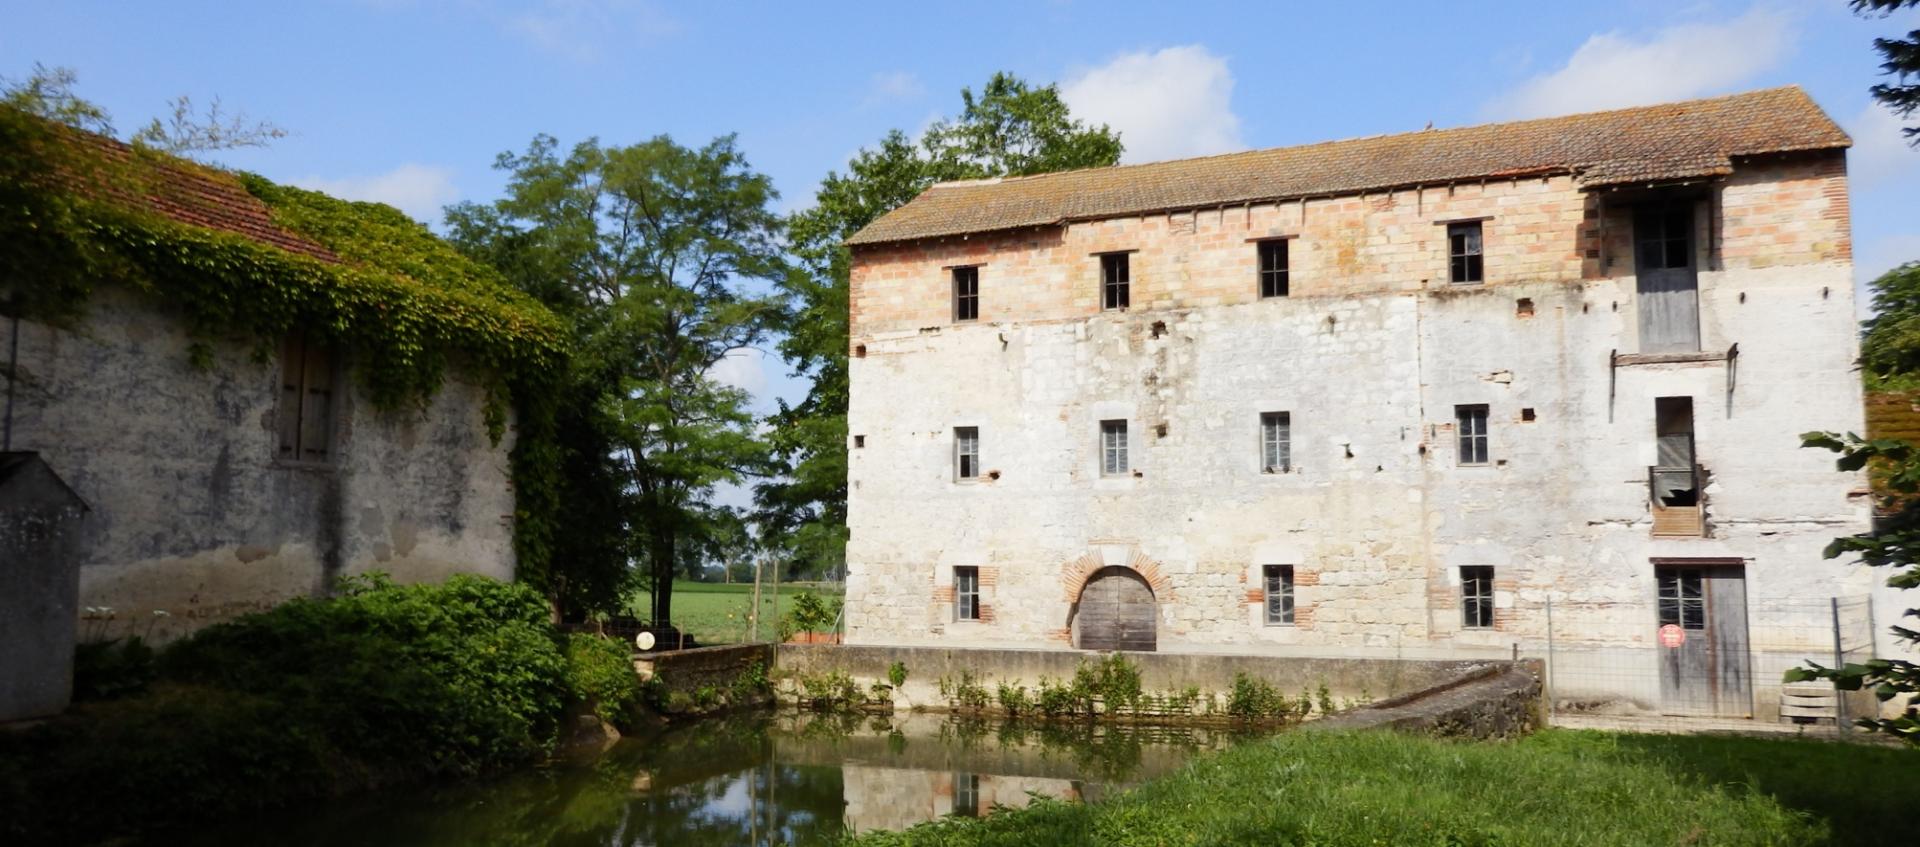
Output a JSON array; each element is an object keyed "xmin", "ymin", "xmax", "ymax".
[
  {"xmin": 1455, "ymin": 404, "xmax": 1489, "ymax": 466},
  {"xmin": 1448, "ymin": 221, "xmax": 1484, "ymax": 284},
  {"xmin": 1101, "ymin": 419, "xmax": 1129, "ymax": 476},
  {"xmin": 952, "ymin": 266, "xmax": 979, "ymax": 322},
  {"xmin": 1258, "ymin": 240, "xmax": 1290, "ymax": 298},
  {"xmin": 1460, "ymin": 565, "xmax": 1494, "ymax": 629},
  {"xmin": 954, "ymin": 566, "xmax": 980, "ymax": 622},
  {"xmin": 952, "ymin": 772, "xmax": 981, "ymax": 817},
  {"xmin": 954, "ymin": 426, "xmax": 980, "ymax": 481},
  {"xmin": 1260, "ymin": 412, "xmax": 1291, "ymax": 473},
  {"xmin": 1656, "ymin": 568, "xmax": 1705, "ymax": 630},
  {"xmin": 1101, "ymin": 253, "xmax": 1131, "ymax": 310},
  {"xmin": 1263, "ymin": 565, "xmax": 1295, "ymax": 625}
]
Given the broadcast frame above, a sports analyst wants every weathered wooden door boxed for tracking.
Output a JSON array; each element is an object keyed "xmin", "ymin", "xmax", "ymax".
[
  {"xmin": 1655, "ymin": 564, "xmax": 1752, "ymax": 717},
  {"xmin": 1074, "ymin": 567, "xmax": 1157, "ymax": 652},
  {"xmin": 1635, "ymin": 202, "xmax": 1701, "ymax": 353}
]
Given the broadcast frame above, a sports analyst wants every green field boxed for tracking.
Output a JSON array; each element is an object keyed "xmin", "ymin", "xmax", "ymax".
[
  {"xmin": 842, "ymin": 729, "xmax": 1920, "ymax": 846},
  {"xmin": 628, "ymin": 581, "xmax": 842, "ymax": 645}
]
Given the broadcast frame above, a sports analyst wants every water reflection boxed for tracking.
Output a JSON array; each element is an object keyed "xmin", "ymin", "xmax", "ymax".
[{"xmin": 162, "ymin": 712, "xmax": 1262, "ymax": 847}]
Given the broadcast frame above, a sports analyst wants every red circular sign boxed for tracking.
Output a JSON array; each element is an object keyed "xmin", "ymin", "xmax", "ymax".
[{"xmin": 1658, "ymin": 624, "xmax": 1687, "ymax": 648}]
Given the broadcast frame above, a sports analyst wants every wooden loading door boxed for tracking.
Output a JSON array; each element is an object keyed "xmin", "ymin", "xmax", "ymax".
[
  {"xmin": 1074, "ymin": 567, "xmax": 1157, "ymax": 652},
  {"xmin": 1655, "ymin": 564, "xmax": 1752, "ymax": 717},
  {"xmin": 1635, "ymin": 200, "xmax": 1702, "ymax": 354}
]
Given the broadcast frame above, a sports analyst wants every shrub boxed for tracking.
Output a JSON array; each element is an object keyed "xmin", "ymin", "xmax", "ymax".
[
  {"xmin": 938, "ymin": 669, "xmax": 991, "ymax": 712},
  {"xmin": 995, "ymin": 681, "xmax": 1032, "ymax": 717},
  {"xmin": 1073, "ymin": 654, "xmax": 1143, "ymax": 716},
  {"xmin": 564, "ymin": 632, "xmax": 642, "ymax": 725},
  {"xmin": 887, "ymin": 660, "xmax": 909, "ymax": 688},
  {"xmin": 779, "ymin": 591, "xmax": 843, "ymax": 640},
  {"xmin": 70, "ymin": 637, "xmax": 155, "ymax": 701}
]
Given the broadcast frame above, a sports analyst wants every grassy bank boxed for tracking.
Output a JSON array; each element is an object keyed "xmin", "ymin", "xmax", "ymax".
[
  {"xmin": 842, "ymin": 729, "xmax": 1920, "ymax": 847},
  {"xmin": 629, "ymin": 581, "xmax": 843, "ymax": 645},
  {"xmin": 0, "ymin": 574, "xmax": 642, "ymax": 846}
]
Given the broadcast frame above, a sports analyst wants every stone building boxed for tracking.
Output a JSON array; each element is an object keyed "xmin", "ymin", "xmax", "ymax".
[
  {"xmin": 2, "ymin": 121, "xmax": 554, "ymax": 642},
  {"xmin": 842, "ymin": 87, "xmax": 1888, "ymax": 719}
]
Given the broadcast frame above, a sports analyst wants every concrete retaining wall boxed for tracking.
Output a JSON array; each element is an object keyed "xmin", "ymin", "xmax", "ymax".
[
  {"xmin": 634, "ymin": 643, "xmax": 774, "ymax": 714},
  {"xmin": 776, "ymin": 643, "xmax": 1495, "ymax": 711}
]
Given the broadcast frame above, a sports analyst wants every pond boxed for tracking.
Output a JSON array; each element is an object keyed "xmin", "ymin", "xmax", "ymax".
[{"xmin": 158, "ymin": 711, "xmax": 1268, "ymax": 846}]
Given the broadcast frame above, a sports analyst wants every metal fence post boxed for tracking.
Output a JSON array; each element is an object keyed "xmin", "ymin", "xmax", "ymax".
[
  {"xmin": 1831, "ymin": 596, "xmax": 1850, "ymax": 733},
  {"xmin": 1545, "ymin": 598, "xmax": 1556, "ymax": 724}
]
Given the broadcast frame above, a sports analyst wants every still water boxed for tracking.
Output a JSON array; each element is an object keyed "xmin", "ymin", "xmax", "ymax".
[{"xmin": 162, "ymin": 712, "xmax": 1261, "ymax": 846}]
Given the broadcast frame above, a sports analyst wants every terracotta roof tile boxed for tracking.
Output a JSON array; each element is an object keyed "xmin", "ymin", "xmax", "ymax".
[
  {"xmin": 848, "ymin": 86, "xmax": 1848, "ymax": 247},
  {"xmin": 69, "ymin": 130, "xmax": 336, "ymax": 263}
]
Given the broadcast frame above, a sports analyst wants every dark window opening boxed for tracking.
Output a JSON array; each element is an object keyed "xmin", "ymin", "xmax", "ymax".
[
  {"xmin": 854, "ymin": 434, "xmax": 866, "ymax": 449},
  {"xmin": 1455, "ymin": 404, "xmax": 1489, "ymax": 465},
  {"xmin": 955, "ymin": 567, "xmax": 980, "ymax": 622},
  {"xmin": 952, "ymin": 266, "xmax": 979, "ymax": 322},
  {"xmin": 1101, "ymin": 253, "xmax": 1131, "ymax": 310},
  {"xmin": 1657, "ymin": 568, "xmax": 1705, "ymax": 630},
  {"xmin": 952, "ymin": 772, "xmax": 981, "ymax": 816},
  {"xmin": 1260, "ymin": 411, "xmax": 1291, "ymax": 473},
  {"xmin": 1635, "ymin": 202, "xmax": 1694, "ymax": 271},
  {"xmin": 1653, "ymin": 397, "xmax": 1698, "ymax": 507},
  {"xmin": 954, "ymin": 426, "xmax": 979, "ymax": 480},
  {"xmin": 1461, "ymin": 565, "xmax": 1494, "ymax": 629},
  {"xmin": 1448, "ymin": 221, "xmax": 1484, "ymax": 284},
  {"xmin": 1263, "ymin": 564, "xmax": 1295, "ymax": 625},
  {"xmin": 277, "ymin": 331, "xmax": 335, "ymax": 464},
  {"xmin": 1258, "ymin": 240, "xmax": 1290, "ymax": 298},
  {"xmin": 1101, "ymin": 419, "xmax": 1129, "ymax": 476}
]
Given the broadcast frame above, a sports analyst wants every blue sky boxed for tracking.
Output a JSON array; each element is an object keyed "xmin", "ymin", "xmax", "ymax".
[{"xmin": 5, "ymin": 0, "xmax": 1917, "ymax": 422}]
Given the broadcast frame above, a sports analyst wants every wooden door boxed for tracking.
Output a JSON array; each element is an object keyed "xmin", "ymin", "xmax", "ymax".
[
  {"xmin": 1074, "ymin": 567, "xmax": 1157, "ymax": 652},
  {"xmin": 1656, "ymin": 565, "xmax": 1751, "ymax": 717},
  {"xmin": 1635, "ymin": 202, "xmax": 1701, "ymax": 353}
]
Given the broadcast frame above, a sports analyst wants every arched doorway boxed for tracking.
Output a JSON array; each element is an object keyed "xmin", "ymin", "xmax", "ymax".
[{"xmin": 1072, "ymin": 566, "xmax": 1157, "ymax": 652}]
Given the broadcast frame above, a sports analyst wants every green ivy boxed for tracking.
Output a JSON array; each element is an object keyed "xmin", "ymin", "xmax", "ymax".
[{"xmin": 0, "ymin": 107, "xmax": 570, "ymax": 592}]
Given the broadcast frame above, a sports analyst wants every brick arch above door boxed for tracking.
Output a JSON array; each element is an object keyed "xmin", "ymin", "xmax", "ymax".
[{"xmin": 1058, "ymin": 547, "xmax": 1175, "ymax": 603}]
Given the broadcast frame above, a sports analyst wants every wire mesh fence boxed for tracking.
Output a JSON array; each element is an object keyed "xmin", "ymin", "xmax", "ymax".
[{"xmin": 1535, "ymin": 594, "xmax": 1875, "ymax": 734}]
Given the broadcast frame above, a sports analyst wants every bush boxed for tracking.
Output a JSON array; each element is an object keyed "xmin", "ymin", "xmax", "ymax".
[
  {"xmin": 779, "ymin": 590, "xmax": 843, "ymax": 640},
  {"xmin": 0, "ymin": 573, "xmax": 585, "ymax": 845},
  {"xmin": 70, "ymin": 637, "xmax": 155, "ymax": 701},
  {"xmin": 564, "ymin": 632, "xmax": 642, "ymax": 725}
]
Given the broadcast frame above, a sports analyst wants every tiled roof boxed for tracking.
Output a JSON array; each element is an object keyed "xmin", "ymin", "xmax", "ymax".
[
  {"xmin": 69, "ymin": 130, "xmax": 337, "ymax": 263},
  {"xmin": 848, "ymin": 86, "xmax": 1848, "ymax": 247}
]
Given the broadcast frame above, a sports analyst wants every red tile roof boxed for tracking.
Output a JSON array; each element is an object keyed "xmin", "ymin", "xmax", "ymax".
[
  {"xmin": 848, "ymin": 86, "xmax": 1849, "ymax": 247},
  {"xmin": 69, "ymin": 130, "xmax": 336, "ymax": 263}
]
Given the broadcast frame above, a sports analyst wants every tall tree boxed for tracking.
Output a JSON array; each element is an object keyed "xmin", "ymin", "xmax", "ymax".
[
  {"xmin": 1854, "ymin": 0, "xmax": 1920, "ymax": 144},
  {"xmin": 758, "ymin": 73, "xmax": 1122, "ymax": 576},
  {"xmin": 449, "ymin": 133, "xmax": 784, "ymax": 628}
]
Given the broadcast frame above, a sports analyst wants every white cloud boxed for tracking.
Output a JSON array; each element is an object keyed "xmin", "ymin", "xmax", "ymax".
[
  {"xmin": 506, "ymin": 0, "xmax": 679, "ymax": 62},
  {"xmin": 1487, "ymin": 8, "xmax": 1795, "ymax": 119},
  {"xmin": 1060, "ymin": 45, "xmax": 1244, "ymax": 164},
  {"xmin": 707, "ymin": 346, "xmax": 769, "ymax": 396},
  {"xmin": 863, "ymin": 71, "xmax": 926, "ymax": 108},
  {"xmin": 1848, "ymin": 102, "xmax": 1920, "ymax": 185},
  {"xmin": 292, "ymin": 164, "xmax": 460, "ymax": 225}
]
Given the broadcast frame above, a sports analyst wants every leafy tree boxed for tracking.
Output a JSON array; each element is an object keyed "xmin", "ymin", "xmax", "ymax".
[
  {"xmin": 759, "ymin": 73, "xmax": 1122, "ymax": 575},
  {"xmin": 448, "ymin": 133, "xmax": 784, "ymax": 629},
  {"xmin": 1, "ymin": 63, "xmax": 284, "ymax": 156},
  {"xmin": 1793, "ymin": 262, "xmax": 1920, "ymax": 744},
  {"xmin": 1853, "ymin": 0, "xmax": 1920, "ymax": 144}
]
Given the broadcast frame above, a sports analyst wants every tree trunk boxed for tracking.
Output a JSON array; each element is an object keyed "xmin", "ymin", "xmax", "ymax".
[{"xmin": 650, "ymin": 528, "xmax": 675, "ymax": 630}]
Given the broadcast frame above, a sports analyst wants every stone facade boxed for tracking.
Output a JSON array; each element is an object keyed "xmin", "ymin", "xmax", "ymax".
[
  {"xmin": 844, "ymin": 145, "xmax": 1890, "ymax": 719},
  {"xmin": 7, "ymin": 287, "xmax": 518, "ymax": 642}
]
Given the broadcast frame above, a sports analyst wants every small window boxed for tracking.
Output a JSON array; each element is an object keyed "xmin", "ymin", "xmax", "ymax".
[
  {"xmin": 952, "ymin": 771, "xmax": 981, "ymax": 817},
  {"xmin": 954, "ymin": 566, "xmax": 980, "ymax": 621},
  {"xmin": 1636, "ymin": 203, "xmax": 1694, "ymax": 271},
  {"xmin": 1100, "ymin": 419, "xmax": 1129, "ymax": 476},
  {"xmin": 1101, "ymin": 253, "xmax": 1131, "ymax": 310},
  {"xmin": 1448, "ymin": 221, "xmax": 1484, "ymax": 284},
  {"xmin": 1258, "ymin": 240, "xmax": 1289, "ymax": 298},
  {"xmin": 1263, "ymin": 565, "xmax": 1295, "ymax": 625},
  {"xmin": 952, "ymin": 266, "xmax": 979, "ymax": 322},
  {"xmin": 1657, "ymin": 568, "xmax": 1705, "ymax": 630},
  {"xmin": 1260, "ymin": 412, "xmax": 1291, "ymax": 473},
  {"xmin": 1460, "ymin": 565, "xmax": 1494, "ymax": 629},
  {"xmin": 954, "ymin": 426, "xmax": 980, "ymax": 481},
  {"xmin": 277, "ymin": 331, "xmax": 335, "ymax": 464},
  {"xmin": 1455, "ymin": 405, "xmax": 1489, "ymax": 466}
]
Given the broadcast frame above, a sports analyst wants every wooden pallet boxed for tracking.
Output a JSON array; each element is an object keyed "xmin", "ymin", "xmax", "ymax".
[{"xmin": 1778, "ymin": 682, "xmax": 1839, "ymax": 724}]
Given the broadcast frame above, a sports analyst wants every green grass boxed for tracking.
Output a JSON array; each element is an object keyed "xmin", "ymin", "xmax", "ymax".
[
  {"xmin": 628, "ymin": 582, "xmax": 842, "ymax": 645},
  {"xmin": 841, "ymin": 729, "xmax": 1920, "ymax": 846}
]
